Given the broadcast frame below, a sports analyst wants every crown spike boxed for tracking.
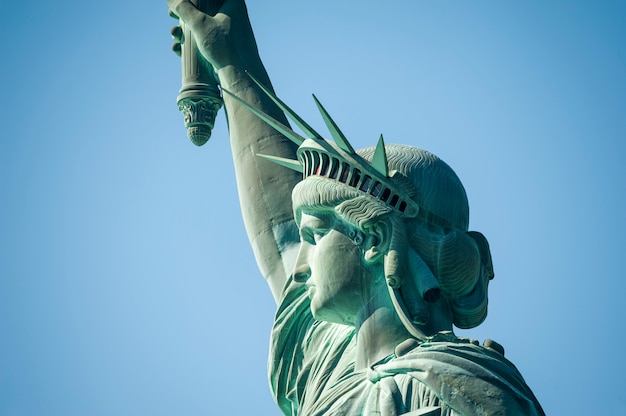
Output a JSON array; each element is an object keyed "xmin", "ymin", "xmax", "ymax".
[
  {"xmin": 246, "ymin": 72, "xmax": 325, "ymax": 141},
  {"xmin": 371, "ymin": 134, "xmax": 389, "ymax": 177},
  {"xmin": 312, "ymin": 94, "xmax": 356, "ymax": 154},
  {"xmin": 222, "ymin": 88, "xmax": 305, "ymax": 146},
  {"xmin": 257, "ymin": 154, "xmax": 303, "ymax": 173}
]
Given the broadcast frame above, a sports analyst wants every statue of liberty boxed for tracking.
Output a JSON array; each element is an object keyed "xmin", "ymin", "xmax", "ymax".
[{"xmin": 167, "ymin": 1, "xmax": 545, "ymax": 414}]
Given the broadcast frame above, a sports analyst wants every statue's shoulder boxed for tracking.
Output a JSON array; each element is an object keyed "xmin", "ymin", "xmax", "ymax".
[
  {"xmin": 380, "ymin": 333, "xmax": 518, "ymax": 378},
  {"xmin": 371, "ymin": 333, "xmax": 545, "ymax": 416}
]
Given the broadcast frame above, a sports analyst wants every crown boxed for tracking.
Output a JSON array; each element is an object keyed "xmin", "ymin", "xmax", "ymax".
[{"xmin": 222, "ymin": 73, "xmax": 458, "ymax": 229}]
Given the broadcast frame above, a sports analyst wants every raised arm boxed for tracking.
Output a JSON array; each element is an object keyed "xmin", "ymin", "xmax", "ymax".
[{"xmin": 168, "ymin": 0, "xmax": 301, "ymax": 301}]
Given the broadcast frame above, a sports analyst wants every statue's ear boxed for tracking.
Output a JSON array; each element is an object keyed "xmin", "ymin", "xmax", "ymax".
[{"xmin": 363, "ymin": 220, "xmax": 391, "ymax": 264}]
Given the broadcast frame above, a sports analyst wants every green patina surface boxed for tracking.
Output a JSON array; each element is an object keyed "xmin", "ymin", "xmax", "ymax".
[{"xmin": 167, "ymin": 1, "xmax": 545, "ymax": 414}]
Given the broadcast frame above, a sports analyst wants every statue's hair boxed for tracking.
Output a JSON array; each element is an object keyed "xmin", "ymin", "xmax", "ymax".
[
  {"xmin": 293, "ymin": 177, "xmax": 392, "ymax": 230},
  {"xmin": 361, "ymin": 145, "xmax": 470, "ymax": 231},
  {"xmin": 292, "ymin": 144, "xmax": 492, "ymax": 329}
]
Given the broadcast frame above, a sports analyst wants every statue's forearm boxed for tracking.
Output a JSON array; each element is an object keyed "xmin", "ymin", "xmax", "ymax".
[{"xmin": 217, "ymin": 62, "xmax": 301, "ymax": 301}]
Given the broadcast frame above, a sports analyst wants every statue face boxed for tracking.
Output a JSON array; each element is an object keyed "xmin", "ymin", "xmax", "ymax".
[{"xmin": 294, "ymin": 212, "xmax": 376, "ymax": 326}]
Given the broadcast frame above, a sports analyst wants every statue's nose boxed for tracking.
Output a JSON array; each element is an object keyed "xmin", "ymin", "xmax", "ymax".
[
  {"xmin": 293, "ymin": 264, "xmax": 311, "ymax": 282},
  {"xmin": 292, "ymin": 243, "xmax": 312, "ymax": 282}
]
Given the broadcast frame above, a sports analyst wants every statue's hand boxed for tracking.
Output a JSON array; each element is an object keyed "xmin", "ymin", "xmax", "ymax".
[{"xmin": 168, "ymin": 0, "xmax": 257, "ymax": 70}]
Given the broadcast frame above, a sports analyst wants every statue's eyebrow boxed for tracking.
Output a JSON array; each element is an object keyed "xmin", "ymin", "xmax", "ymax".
[{"xmin": 298, "ymin": 213, "xmax": 333, "ymax": 239}]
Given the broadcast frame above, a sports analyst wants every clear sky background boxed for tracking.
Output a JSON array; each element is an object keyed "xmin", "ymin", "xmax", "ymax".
[{"xmin": 1, "ymin": 1, "xmax": 625, "ymax": 415}]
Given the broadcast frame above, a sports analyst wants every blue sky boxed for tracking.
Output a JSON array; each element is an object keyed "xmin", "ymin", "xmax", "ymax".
[{"xmin": 1, "ymin": 1, "xmax": 625, "ymax": 415}]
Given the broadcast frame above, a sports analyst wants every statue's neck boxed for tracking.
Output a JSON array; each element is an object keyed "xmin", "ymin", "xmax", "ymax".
[{"xmin": 353, "ymin": 294, "xmax": 412, "ymax": 371}]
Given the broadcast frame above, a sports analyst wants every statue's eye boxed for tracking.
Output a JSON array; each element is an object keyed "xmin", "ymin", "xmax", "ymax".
[
  {"xmin": 301, "ymin": 228, "xmax": 329, "ymax": 245},
  {"xmin": 313, "ymin": 229, "xmax": 329, "ymax": 244},
  {"xmin": 301, "ymin": 231, "xmax": 315, "ymax": 245}
]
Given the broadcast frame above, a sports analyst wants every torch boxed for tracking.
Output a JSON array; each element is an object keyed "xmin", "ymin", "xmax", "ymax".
[{"xmin": 175, "ymin": 0, "xmax": 224, "ymax": 146}]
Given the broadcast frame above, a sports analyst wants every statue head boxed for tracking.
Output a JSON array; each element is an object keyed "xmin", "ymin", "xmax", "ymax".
[
  {"xmin": 291, "ymin": 143, "xmax": 494, "ymax": 336},
  {"xmin": 223, "ymin": 77, "xmax": 495, "ymax": 339}
]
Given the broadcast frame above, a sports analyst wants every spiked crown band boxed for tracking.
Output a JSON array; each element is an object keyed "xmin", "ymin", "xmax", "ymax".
[
  {"xmin": 293, "ymin": 139, "xmax": 420, "ymax": 218},
  {"xmin": 222, "ymin": 73, "xmax": 460, "ymax": 230}
]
